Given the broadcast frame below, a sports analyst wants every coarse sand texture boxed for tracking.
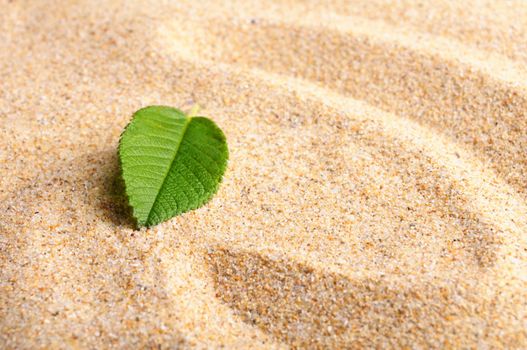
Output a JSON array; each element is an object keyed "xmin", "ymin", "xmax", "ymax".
[{"xmin": 1, "ymin": 0, "xmax": 526, "ymax": 349}]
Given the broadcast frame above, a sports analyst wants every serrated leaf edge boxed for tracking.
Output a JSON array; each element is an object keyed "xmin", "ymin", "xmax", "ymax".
[{"xmin": 118, "ymin": 106, "xmax": 229, "ymax": 229}]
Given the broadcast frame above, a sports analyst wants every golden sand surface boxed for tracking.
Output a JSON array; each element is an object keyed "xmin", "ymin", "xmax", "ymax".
[{"xmin": 1, "ymin": 0, "xmax": 527, "ymax": 348}]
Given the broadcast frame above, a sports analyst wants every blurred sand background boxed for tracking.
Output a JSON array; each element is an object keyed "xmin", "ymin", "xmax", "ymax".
[{"xmin": 1, "ymin": 0, "xmax": 527, "ymax": 348}]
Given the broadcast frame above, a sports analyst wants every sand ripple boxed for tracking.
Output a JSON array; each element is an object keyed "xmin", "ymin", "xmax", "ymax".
[{"xmin": 1, "ymin": 0, "xmax": 526, "ymax": 348}]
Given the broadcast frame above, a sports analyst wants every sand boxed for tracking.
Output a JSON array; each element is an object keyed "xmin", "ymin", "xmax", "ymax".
[{"xmin": 1, "ymin": 0, "xmax": 526, "ymax": 348}]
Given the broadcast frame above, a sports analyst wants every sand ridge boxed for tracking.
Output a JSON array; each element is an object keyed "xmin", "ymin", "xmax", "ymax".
[{"xmin": 1, "ymin": 0, "xmax": 526, "ymax": 348}]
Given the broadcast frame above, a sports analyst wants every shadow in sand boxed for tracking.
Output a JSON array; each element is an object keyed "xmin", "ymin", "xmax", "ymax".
[
  {"xmin": 95, "ymin": 151, "xmax": 137, "ymax": 229},
  {"xmin": 207, "ymin": 247, "xmax": 499, "ymax": 349}
]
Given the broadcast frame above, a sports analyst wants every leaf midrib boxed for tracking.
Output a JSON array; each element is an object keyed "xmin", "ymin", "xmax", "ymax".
[{"xmin": 145, "ymin": 115, "xmax": 192, "ymax": 226}]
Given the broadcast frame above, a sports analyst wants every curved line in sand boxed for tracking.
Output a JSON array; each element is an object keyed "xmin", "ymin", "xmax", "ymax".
[
  {"xmin": 158, "ymin": 32, "xmax": 527, "ymax": 278},
  {"xmin": 167, "ymin": 15, "xmax": 527, "ymax": 197},
  {"xmin": 260, "ymin": 0, "xmax": 527, "ymax": 64},
  {"xmin": 208, "ymin": 9, "xmax": 527, "ymax": 86}
]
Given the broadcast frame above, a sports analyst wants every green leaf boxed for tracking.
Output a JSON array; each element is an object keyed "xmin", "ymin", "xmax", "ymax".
[{"xmin": 118, "ymin": 105, "xmax": 229, "ymax": 227}]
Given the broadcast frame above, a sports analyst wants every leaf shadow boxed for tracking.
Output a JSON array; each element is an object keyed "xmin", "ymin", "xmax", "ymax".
[{"xmin": 96, "ymin": 150, "xmax": 137, "ymax": 230}]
